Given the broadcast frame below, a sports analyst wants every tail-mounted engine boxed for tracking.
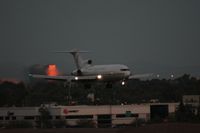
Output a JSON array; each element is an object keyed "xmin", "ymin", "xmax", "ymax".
[
  {"xmin": 77, "ymin": 69, "xmax": 82, "ymax": 76},
  {"xmin": 83, "ymin": 59, "xmax": 92, "ymax": 65},
  {"xmin": 71, "ymin": 69, "xmax": 82, "ymax": 76},
  {"xmin": 87, "ymin": 59, "xmax": 92, "ymax": 65}
]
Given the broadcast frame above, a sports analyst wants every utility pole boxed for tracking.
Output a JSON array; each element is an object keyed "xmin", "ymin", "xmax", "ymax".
[{"xmin": 64, "ymin": 81, "xmax": 72, "ymax": 105}]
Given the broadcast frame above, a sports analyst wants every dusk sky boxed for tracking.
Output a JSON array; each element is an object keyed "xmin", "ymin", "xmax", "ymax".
[{"xmin": 0, "ymin": 0, "xmax": 200, "ymax": 80}]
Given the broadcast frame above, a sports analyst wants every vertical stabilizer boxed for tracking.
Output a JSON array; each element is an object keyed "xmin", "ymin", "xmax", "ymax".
[{"xmin": 54, "ymin": 49, "xmax": 89, "ymax": 70}]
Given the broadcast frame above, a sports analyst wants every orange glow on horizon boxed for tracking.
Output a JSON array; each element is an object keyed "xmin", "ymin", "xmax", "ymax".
[
  {"xmin": 47, "ymin": 64, "xmax": 59, "ymax": 76},
  {"xmin": 0, "ymin": 78, "xmax": 21, "ymax": 84}
]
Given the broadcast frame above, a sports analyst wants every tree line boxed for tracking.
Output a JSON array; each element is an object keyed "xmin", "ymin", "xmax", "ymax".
[{"xmin": 0, "ymin": 74, "xmax": 200, "ymax": 107}]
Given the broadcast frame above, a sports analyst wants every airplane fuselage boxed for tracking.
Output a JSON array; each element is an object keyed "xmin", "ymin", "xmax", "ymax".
[
  {"xmin": 72, "ymin": 64, "xmax": 131, "ymax": 81},
  {"xmin": 29, "ymin": 49, "xmax": 137, "ymax": 86}
]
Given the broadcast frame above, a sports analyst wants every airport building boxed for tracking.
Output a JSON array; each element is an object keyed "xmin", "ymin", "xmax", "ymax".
[
  {"xmin": 0, "ymin": 103, "xmax": 178, "ymax": 127},
  {"xmin": 182, "ymin": 95, "xmax": 200, "ymax": 115},
  {"xmin": 183, "ymin": 95, "xmax": 200, "ymax": 106}
]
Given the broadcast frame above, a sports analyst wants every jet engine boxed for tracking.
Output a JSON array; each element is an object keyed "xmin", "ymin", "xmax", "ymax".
[
  {"xmin": 87, "ymin": 59, "xmax": 92, "ymax": 65},
  {"xmin": 83, "ymin": 59, "xmax": 92, "ymax": 65},
  {"xmin": 71, "ymin": 69, "xmax": 82, "ymax": 76},
  {"xmin": 77, "ymin": 69, "xmax": 82, "ymax": 75}
]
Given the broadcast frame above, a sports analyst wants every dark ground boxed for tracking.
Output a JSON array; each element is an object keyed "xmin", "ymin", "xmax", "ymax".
[
  {"xmin": 118, "ymin": 123, "xmax": 200, "ymax": 133},
  {"xmin": 1, "ymin": 123, "xmax": 200, "ymax": 133}
]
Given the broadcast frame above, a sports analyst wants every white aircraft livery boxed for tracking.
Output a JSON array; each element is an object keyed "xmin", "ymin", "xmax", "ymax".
[{"xmin": 29, "ymin": 49, "xmax": 152, "ymax": 86}]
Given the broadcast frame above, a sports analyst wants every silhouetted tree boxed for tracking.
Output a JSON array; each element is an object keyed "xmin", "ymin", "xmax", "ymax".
[
  {"xmin": 37, "ymin": 106, "xmax": 52, "ymax": 128},
  {"xmin": 1, "ymin": 74, "xmax": 200, "ymax": 106},
  {"xmin": 0, "ymin": 81, "xmax": 27, "ymax": 107},
  {"xmin": 175, "ymin": 101, "xmax": 196, "ymax": 122}
]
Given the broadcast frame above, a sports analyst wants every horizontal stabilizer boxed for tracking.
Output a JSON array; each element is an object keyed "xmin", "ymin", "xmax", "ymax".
[
  {"xmin": 53, "ymin": 49, "xmax": 90, "ymax": 70},
  {"xmin": 54, "ymin": 49, "xmax": 89, "ymax": 54}
]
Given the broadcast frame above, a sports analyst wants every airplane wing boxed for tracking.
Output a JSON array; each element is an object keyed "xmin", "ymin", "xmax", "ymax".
[
  {"xmin": 28, "ymin": 74, "xmax": 72, "ymax": 81},
  {"xmin": 28, "ymin": 74, "xmax": 99, "ymax": 82},
  {"xmin": 129, "ymin": 73, "xmax": 154, "ymax": 79}
]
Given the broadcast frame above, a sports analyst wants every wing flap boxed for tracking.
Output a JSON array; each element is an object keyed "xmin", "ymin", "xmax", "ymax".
[
  {"xmin": 28, "ymin": 74, "xmax": 72, "ymax": 81},
  {"xmin": 129, "ymin": 73, "xmax": 154, "ymax": 79}
]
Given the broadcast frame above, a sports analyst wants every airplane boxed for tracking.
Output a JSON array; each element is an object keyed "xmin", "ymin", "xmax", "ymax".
[{"xmin": 29, "ymin": 49, "xmax": 152, "ymax": 87}]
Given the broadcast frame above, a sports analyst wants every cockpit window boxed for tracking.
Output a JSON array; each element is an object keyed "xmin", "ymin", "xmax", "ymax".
[{"xmin": 120, "ymin": 69, "xmax": 129, "ymax": 71}]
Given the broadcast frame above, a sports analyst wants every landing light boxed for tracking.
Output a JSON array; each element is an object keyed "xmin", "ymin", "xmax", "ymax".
[
  {"xmin": 121, "ymin": 81, "xmax": 125, "ymax": 86},
  {"xmin": 75, "ymin": 76, "xmax": 79, "ymax": 80},
  {"xmin": 97, "ymin": 75, "xmax": 102, "ymax": 80}
]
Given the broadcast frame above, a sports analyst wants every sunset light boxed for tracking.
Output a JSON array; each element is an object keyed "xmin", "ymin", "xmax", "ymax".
[{"xmin": 47, "ymin": 64, "xmax": 58, "ymax": 76}]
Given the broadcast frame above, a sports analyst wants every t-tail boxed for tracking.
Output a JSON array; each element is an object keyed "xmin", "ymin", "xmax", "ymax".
[{"xmin": 54, "ymin": 49, "xmax": 91, "ymax": 70}]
